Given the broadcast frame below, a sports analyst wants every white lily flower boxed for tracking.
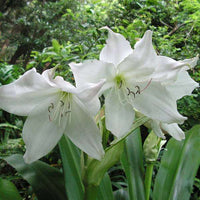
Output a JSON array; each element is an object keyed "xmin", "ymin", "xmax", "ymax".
[
  {"xmin": 0, "ymin": 68, "xmax": 105, "ymax": 163},
  {"xmin": 70, "ymin": 27, "xmax": 194, "ymax": 137},
  {"xmin": 151, "ymin": 70, "xmax": 199, "ymax": 140}
]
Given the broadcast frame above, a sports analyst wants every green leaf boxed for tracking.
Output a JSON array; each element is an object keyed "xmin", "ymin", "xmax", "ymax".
[
  {"xmin": 111, "ymin": 116, "xmax": 149, "ymax": 146},
  {"xmin": 0, "ymin": 178, "xmax": 22, "ymax": 200},
  {"xmin": 84, "ymin": 140, "xmax": 124, "ymax": 186},
  {"xmin": 97, "ymin": 173, "xmax": 114, "ymax": 200},
  {"xmin": 52, "ymin": 39, "xmax": 61, "ymax": 53},
  {"xmin": 153, "ymin": 125, "xmax": 200, "ymax": 200},
  {"xmin": 113, "ymin": 189, "xmax": 129, "ymax": 200},
  {"xmin": 0, "ymin": 123, "xmax": 21, "ymax": 130},
  {"xmin": 4, "ymin": 154, "xmax": 67, "ymax": 200},
  {"xmin": 58, "ymin": 136, "xmax": 84, "ymax": 200},
  {"xmin": 121, "ymin": 128, "xmax": 145, "ymax": 200},
  {"xmin": 83, "ymin": 140, "xmax": 124, "ymax": 200}
]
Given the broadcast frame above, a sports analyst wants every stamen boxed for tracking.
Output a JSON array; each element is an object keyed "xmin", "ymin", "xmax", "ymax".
[
  {"xmin": 60, "ymin": 100, "xmax": 64, "ymax": 107},
  {"xmin": 65, "ymin": 111, "xmax": 71, "ymax": 116},
  {"xmin": 140, "ymin": 78, "xmax": 152, "ymax": 93},
  {"xmin": 127, "ymin": 87, "xmax": 136, "ymax": 98},
  {"xmin": 135, "ymin": 86, "xmax": 141, "ymax": 94},
  {"xmin": 119, "ymin": 80, "xmax": 122, "ymax": 88},
  {"xmin": 48, "ymin": 103, "xmax": 54, "ymax": 112}
]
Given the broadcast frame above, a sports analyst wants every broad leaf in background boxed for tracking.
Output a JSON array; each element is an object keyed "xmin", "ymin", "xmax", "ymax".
[
  {"xmin": 121, "ymin": 128, "xmax": 145, "ymax": 200},
  {"xmin": 113, "ymin": 189, "xmax": 129, "ymax": 200},
  {"xmin": 0, "ymin": 178, "xmax": 22, "ymax": 200},
  {"xmin": 97, "ymin": 173, "xmax": 114, "ymax": 200},
  {"xmin": 4, "ymin": 154, "xmax": 67, "ymax": 200},
  {"xmin": 59, "ymin": 136, "xmax": 84, "ymax": 200},
  {"xmin": 153, "ymin": 125, "xmax": 200, "ymax": 200}
]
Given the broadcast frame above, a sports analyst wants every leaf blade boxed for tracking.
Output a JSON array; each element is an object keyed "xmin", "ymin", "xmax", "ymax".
[
  {"xmin": 4, "ymin": 154, "xmax": 67, "ymax": 200},
  {"xmin": 121, "ymin": 128, "xmax": 146, "ymax": 200},
  {"xmin": 153, "ymin": 125, "xmax": 200, "ymax": 200}
]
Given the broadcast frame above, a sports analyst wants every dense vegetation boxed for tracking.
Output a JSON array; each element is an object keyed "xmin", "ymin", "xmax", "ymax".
[{"xmin": 0, "ymin": 0, "xmax": 199, "ymax": 199}]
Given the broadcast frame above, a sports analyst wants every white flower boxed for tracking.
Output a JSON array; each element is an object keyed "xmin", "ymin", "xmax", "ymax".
[
  {"xmin": 0, "ymin": 68, "xmax": 105, "ymax": 163},
  {"xmin": 70, "ymin": 27, "xmax": 196, "ymax": 137},
  {"xmin": 151, "ymin": 70, "xmax": 199, "ymax": 140}
]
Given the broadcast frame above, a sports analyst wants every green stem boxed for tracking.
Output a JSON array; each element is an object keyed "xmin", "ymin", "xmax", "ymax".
[
  {"xmin": 144, "ymin": 163, "xmax": 154, "ymax": 200},
  {"xmin": 84, "ymin": 184, "xmax": 98, "ymax": 200}
]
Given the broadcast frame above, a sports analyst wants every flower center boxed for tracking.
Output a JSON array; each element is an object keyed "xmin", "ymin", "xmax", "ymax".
[
  {"xmin": 115, "ymin": 78, "xmax": 152, "ymax": 105},
  {"xmin": 48, "ymin": 92, "xmax": 72, "ymax": 127},
  {"xmin": 114, "ymin": 74, "xmax": 126, "ymax": 88}
]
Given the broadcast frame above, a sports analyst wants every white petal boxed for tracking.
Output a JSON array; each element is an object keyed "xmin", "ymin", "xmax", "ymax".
[
  {"xmin": 42, "ymin": 67, "xmax": 57, "ymax": 87},
  {"xmin": 134, "ymin": 30, "xmax": 157, "ymax": 59},
  {"xmin": 118, "ymin": 30, "xmax": 156, "ymax": 81},
  {"xmin": 53, "ymin": 76, "xmax": 76, "ymax": 93},
  {"xmin": 23, "ymin": 95, "xmax": 64, "ymax": 163},
  {"xmin": 181, "ymin": 55, "xmax": 199, "ymax": 70},
  {"xmin": 0, "ymin": 68, "xmax": 58, "ymax": 116},
  {"xmin": 118, "ymin": 52, "xmax": 154, "ymax": 82},
  {"xmin": 105, "ymin": 87, "xmax": 135, "ymax": 137},
  {"xmin": 131, "ymin": 81, "xmax": 186, "ymax": 124},
  {"xmin": 161, "ymin": 123, "xmax": 185, "ymax": 140},
  {"xmin": 100, "ymin": 27, "xmax": 133, "ymax": 66},
  {"xmin": 69, "ymin": 59, "xmax": 115, "ymax": 89},
  {"xmin": 76, "ymin": 80, "xmax": 105, "ymax": 116},
  {"xmin": 151, "ymin": 120, "xmax": 165, "ymax": 139},
  {"xmin": 64, "ymin": 96, "xmax": 104, "ymax": 160},
  {"xmin": 166, "ymin": 71, "xmax": 199, "ymax": 100},
  {"xmin": 152, "ymin": 56, "xmax": 188, "ymax": 83}
]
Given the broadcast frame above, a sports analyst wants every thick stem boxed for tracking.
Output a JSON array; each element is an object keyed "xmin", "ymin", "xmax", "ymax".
[
  {"xmin": 144, "ymin": 163, "xmax": 154, "ymax": 200},
  {"xmin": 84, "ymin": 184, "xmax": 98, "ymax": 200}
]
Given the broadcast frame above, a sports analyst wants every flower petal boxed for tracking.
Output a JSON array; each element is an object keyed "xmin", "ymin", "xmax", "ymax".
[
  {"xmin": 76, "ymin": 80, "xmax": 105, "ymax": 116},
  {"xmin": 161, "ymin": 123, "xmax": 185, "ymax": 140},
  {"xmin": 100, "ymin": 27, "xmax": 133, "ymax": 66},
  {"xmin": 150, "ymin": 120, "xmax": 165, "ymax": 139},
  {"xmin": 134, "ymin": 30, "xmax": 156, "ymax": 59},
  {"xmin": 152, "ymin": 56, "xmax": 189, "ymax": 83},
  {"xmin": 118, "ymin": 30, "xmax": 156, "ymax": 81},
  {"xmin": 69, "ymin": 59, "xmax": 115, "ymax": 91},
  {"xmin": 0, "ymin": 68, "xmax": 58, "ymax": 116},
  {"xmin": 131, "ymin": 81, "xmax": 186, "ymax": 124},
  {"xmin": 105, "ymin": 87, "xmax": 135, "ymax": 137},
  {"xmin": 181, "ymin": 54, "xmax": 199, "ymax": 70},
  {"xmin": 166, "ymin": 71, "xmax": 199, "ymax": 100},
  {"xmin": 64, "ymin": 96, "xmax": 104, "ymax": 160},
  {"xmin": 23, "ymin": 95, "xmax": 64, "ymax": 163}
]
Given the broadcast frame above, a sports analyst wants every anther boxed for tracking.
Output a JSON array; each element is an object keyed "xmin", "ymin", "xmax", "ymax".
[
  {"xmin": 135, "ymin": 86, "xmax": 141, "ymax": 94},
  {"xmin": 127, "ymin": 87, "xmax": 136, "ymax": 98},
  {"xmin": 48, "ymin": 103, "xmax": 54, "ymax": 112},
  {"xmin": 127, "ymin": 87, "xmax": 131, "ymax": 95},
  {"xmin": 65, "ymin": 111, "xmax": 71, "ymax": 116},
  {"xmin": 119, "ymin": 80, "xmax": 122, "ymax": 88},
  {"xmin": 60, "ymin": 100, "xmax": 64, "ymax": 107}
]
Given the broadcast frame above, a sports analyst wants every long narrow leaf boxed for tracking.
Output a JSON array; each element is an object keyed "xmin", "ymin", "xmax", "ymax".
[
  {"xmin": 0, "ymin": 178, "xmax": 22, "ymax": 200},
  {"xmin": 58, "ymin": 136, "xmax": 84, "ymax": 200},
  {"xmin": 153, "ymin": 125, "xmax": 200, "ymax": 200},
  {"xmin": 4, "ymin": 154, "xmax": 67, "ymax": 200},
  {"xmin": 121, "ymin": 128, "xmax": 146, "ymax": 200},
  {"xmin": 97, "ymin": 173, "xmax": 114, "ymax": 200}
]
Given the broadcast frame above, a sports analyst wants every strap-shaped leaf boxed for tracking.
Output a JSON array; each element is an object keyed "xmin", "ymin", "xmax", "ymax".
[
  {"xmin": 58, "ymin": 136, "xmax": 84, "ymax": 200},
  {"xmin": 4, "ymin": 154, "xmax": 67, "ymax": 200},
  {"xmin": 0, "ymin": 178, "xmax": 22, "ymax": 200},
  {"xmin": 121, "ymin": 128, "xmax": 146, "ymax": 200},
  {"xmin": 153, "ymin": 125, "xmax": 200, "ymax": 200},
  {"xmin": 97, "ymin": 173, "xmax": 114, "ymax": 200}
]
